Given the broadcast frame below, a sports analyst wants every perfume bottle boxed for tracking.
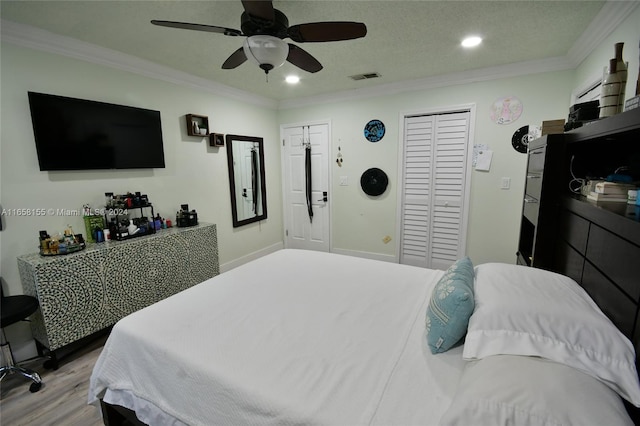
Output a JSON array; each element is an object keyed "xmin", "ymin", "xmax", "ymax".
[{"xmin": 128, "ymin": 219, "xmax": 139, "ymax": 235}]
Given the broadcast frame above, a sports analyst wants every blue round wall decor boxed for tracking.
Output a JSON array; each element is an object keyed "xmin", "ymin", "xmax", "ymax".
[{"xmin": 364, "ymin": 119, "xmax": 385, "ymax": 142}]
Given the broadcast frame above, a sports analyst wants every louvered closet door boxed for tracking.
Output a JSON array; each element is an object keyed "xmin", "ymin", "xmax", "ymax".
[
  {"xmin": 401, "ymin": 115, "xmax": 435, "ymax": 267},
  {"xmin": 400, "ymin": 111, "xmax": 470, "ymax": 270}
]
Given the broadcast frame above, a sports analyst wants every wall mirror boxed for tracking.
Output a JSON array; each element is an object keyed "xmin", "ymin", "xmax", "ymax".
[{"xmin": 226, "ymin": 134, "xmax": 267, "ymax": 227}]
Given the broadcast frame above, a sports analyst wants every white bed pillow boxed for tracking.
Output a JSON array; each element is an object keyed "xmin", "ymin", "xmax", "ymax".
[
  {"xmin": 440, "ymin": 355, "xmax": 634, "ymax": 426},
  {"xmin": 463, "ymin": 263, "xmax": 640, "ymax": 407}
]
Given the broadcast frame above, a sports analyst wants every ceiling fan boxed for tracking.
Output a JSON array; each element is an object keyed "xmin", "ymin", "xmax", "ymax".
[{"xmin": 151, "ymin": 0, "xmax": 367, "ymax": 76}]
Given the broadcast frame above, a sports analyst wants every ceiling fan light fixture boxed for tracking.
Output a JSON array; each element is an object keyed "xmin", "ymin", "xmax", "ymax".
[{"xmin": 243, "ymin": 35, "xmax": 289, "ymax": 74}]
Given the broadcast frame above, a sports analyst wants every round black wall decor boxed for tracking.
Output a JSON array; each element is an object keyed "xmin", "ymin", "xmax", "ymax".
[
  {"xmin": 360, "ymin": 168, "xmax": 389, "ymax": 196},
  {"xmin": 364, "ymin": 119, "xmax": 385, "ymax": 142},
  {"xmin": 511, "ymin": 125, "xmax": 530, "ymax": 153}
]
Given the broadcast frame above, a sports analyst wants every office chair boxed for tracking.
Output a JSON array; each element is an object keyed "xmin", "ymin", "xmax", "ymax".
[{"xmin": 0, "ymin": 283, "xmax": 43, "ymax": 392}]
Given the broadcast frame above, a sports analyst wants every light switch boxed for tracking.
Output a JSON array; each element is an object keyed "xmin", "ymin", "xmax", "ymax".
[
  {"xmin": 340, "ymin": 176, "xmax": 349, "ymax": 186},
  {"xmin": 501, "ymin": 177, "xmax": 511, "ymax": 190}
]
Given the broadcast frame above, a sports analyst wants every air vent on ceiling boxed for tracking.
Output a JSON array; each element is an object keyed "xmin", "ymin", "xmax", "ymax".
[{"xmin": 349, "ymin": 72, "xmax": 381, "ymax": 81}]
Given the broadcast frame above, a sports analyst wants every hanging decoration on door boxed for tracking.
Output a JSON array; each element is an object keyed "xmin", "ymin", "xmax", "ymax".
[
  {"xmin": 490, "ymin": 96, "xmax": 523, "ymax": 125},
  {"xmin": 360, "ymin": 167, "xmax": 389, "ymax": 196},
  {"xmin": 304, "ymin": 127, "xmax": 313, "ymax": 223},
  {"xmin": 364, "ymin": 119, "xmax": 385, "ymax": 142}
]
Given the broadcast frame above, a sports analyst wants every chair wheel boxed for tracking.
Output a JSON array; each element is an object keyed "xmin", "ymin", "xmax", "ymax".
[{"xmin": 29, "ymin": 381, "xmax": 42, "ymax": 393}]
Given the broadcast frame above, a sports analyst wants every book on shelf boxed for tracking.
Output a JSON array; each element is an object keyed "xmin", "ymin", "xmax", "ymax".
[
  {"xmin": 586, "ymin": 191, "xmax": 629, "ymax": 202},
  {"xmin": 594, "ymin": 181, "xmax": 636, "ymax": 195}
]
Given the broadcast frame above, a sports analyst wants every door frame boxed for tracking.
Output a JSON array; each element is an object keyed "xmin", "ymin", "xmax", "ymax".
[
  {"xmin": 280, "ymin": 119, "xmax": 332, "ymax": 251},
  {"xmin": 395, "ymin": 104, "xmax": 476, "ymax": 264}
]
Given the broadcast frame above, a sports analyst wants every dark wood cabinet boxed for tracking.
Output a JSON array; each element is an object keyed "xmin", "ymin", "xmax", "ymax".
[
  {"xmin": 516, "ymin": 133, "xmax": 565, "ymax": 268},
  {"xmin": 517, "ymin": 107, "xmax": 640, "ymax": 341},
  {"xmin": 517, "ymin": 108, "xmax": 640, "ymax": 421}
]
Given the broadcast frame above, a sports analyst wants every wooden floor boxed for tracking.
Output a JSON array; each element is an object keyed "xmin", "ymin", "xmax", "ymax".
[{"xmin": 0, "ymin": 336, "xmax": 106, "ymax": 426}]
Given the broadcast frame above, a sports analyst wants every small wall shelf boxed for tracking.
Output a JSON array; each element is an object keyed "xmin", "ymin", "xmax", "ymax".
[
  {"xmin": 209, "ymin": 133, "xmax": 225, "ymax": 147},
  {"xmin": 186, "ymin": 114, "xmax": 209, "ymax": 137}
]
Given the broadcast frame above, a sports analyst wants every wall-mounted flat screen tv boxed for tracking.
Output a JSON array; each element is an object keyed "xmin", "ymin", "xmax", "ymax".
[{"xmin": 28, "ymin": 92, "xmax": 165, "ymax": 171}]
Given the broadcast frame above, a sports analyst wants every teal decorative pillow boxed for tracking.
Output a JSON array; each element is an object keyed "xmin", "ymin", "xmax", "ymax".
[{"xmin": 426, "ymin": 257, "xmax": 475, "ymax": 354}]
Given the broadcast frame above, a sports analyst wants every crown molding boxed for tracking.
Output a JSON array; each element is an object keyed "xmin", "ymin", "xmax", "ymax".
[
  {"xmin": 0, "ymin": 19, "xmax": 278, "ymax": 109},
  {"xmin": 278, "ymin": 56, "xmax": 573, "ymax": 110},
  {"xmin": 2, "ymin": 0, "xmax": 634, "ymax": 112},
  {"xmin": 567, "ymin": 0, "xmax": 639, "ymax": 67},
  {"xmin": 280, "ymin": 0, "xmax": 636, "ymax": 110}
]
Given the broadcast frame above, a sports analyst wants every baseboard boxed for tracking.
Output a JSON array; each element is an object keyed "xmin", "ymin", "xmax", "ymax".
[
  {"xmin": 220, "ymin": 242, "xmax": 284, "ymax": 272},
  {"xmin": 330, "ymin": 248, "xmax": 397, "ymax": 263}
]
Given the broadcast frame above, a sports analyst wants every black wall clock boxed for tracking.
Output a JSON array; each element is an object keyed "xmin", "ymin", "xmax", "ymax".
[
  {"xmin": 360, "ymin": 168, "xmax": 389, "ymax": 196},
  {"xmin": 364, "ymin": 119, "xmax": 385, "ymax": 142}
]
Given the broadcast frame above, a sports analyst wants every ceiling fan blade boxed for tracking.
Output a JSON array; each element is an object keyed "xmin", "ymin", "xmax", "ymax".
[
  {"xmin": 241, "ymin": 0, "xmax": 275, "ymax": 22},
  {"xmin": 151, "ymin": 20, "xmax": 242, "ymax": 36},
  {"xmin": 287, "ymin": 44, "xmax": 323, "ymax": 73},
  {"xmin": 288, "ymin": 22, "xmax": 367, "ymax": 43},
  {"xmin": 222, "ymin": 47, "xmax": 248, "ymax": 69}
]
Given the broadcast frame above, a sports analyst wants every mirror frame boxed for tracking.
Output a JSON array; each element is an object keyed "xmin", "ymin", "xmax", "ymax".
[{"xmin": 226, "ymin": 134, "xmax": 267, "ymax": 227}]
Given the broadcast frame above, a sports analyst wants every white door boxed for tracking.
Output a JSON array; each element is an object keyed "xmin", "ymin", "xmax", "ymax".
[
  {"xmin": 282, "ymin": 123, "xmax": 330, "ymax": 251},
  {"xmin": 400, "ymin": 111, "xmax": 472, "ymax": 269}
]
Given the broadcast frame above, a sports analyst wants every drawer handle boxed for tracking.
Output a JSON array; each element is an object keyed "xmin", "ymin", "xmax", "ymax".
[
  {"xmin": 529, "ymin": 151, "xmax": 544, "ymax": 155},
  {"xmin": 524, "ymin": 196, "xmax": 538, "ymax": 204},
  {"xmin": 527, "ymin": 175, "xmax": 541, "ymax": 179}
]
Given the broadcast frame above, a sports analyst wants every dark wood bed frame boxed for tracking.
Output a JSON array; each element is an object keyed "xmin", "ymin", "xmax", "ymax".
[
  {"xmin": 100, "ymin": 402, "xmax": 147, "ymax": 426},
  {"xmin": 99, "ymin": 109, "xmax": 640, "ymax": 425}
]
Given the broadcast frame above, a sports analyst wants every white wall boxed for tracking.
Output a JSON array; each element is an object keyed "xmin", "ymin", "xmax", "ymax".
[
  {"xmin": 0, "ymin": 43, "xmax": 284, "ymax": 296},
  {"xmin": 277, "ymin": 5, "xmax": 640, "ymax": 267},
  {"xmin": 278, "ymin": 70, "xmax": 574, "ymax": 266}
]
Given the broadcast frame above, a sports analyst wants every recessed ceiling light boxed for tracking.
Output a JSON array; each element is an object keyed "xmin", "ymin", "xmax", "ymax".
[
  {"xmin": 461, "ymin": 36, "xmax": 482, "ymax": 48},
  {"xmin": 285, "ymin": 75, "xmax": 300, "ymax": 84}
]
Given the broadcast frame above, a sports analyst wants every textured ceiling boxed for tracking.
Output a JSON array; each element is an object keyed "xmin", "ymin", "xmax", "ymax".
[{"xmin": 1, "ymin": 0, "xmax": 608, "ymax": 101}]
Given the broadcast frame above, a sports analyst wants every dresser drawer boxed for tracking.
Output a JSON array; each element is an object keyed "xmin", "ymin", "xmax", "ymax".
[
  {"xmin": 523, "ymin": 195, "xmax": 539, "ymax": 225},
  {"xmin": 582, "ymin": 262, "xmax": 636, "ymax": 337},
  {"xmin": 554, "ymin": 240, "xmax": 584, "ymax": 284},
  {"xmin": 586, "ymin": 224, "xmax": 640, "ymax": 301},
  {"xmin": 527, "ymin": 147, "xmax": 546, "ymax": 174},
  {"xmin": 559, "ymin": 210, "xmax": 589, "ymax": 255},
  {"xmin": 524, "ymin": 173, "xmax": 543, "ymax": 201}
]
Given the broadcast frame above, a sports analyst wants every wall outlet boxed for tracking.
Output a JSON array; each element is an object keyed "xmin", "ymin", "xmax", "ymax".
[{"xmin": 340, "ymin": 176, "xmax": 349, "ymax": 186}]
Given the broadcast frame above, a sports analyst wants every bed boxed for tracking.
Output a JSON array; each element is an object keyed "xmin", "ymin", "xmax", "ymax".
[{"xmin": 88, "ymin": 249, "xmax": 640, "ymax": 425}]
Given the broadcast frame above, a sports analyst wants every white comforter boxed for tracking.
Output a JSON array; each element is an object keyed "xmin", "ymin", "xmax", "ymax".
[{"xmin": 89, "ymin": 249, "xmax": 465, "ymax": 425}]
